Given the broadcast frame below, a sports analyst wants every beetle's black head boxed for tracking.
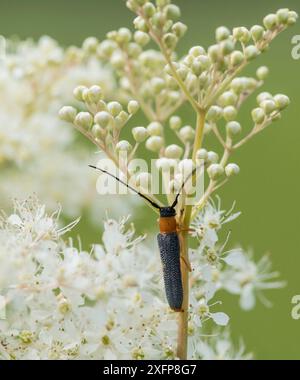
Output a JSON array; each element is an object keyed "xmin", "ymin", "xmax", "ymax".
[{"xmin": 160, "ymin": 207, "xmax": 176, "ymax": 217}]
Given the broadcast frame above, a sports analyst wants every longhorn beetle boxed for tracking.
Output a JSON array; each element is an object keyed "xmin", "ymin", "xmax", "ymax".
[{"xmin": 89, "ymin": 165, "xmax": 197, "ymax": 312}]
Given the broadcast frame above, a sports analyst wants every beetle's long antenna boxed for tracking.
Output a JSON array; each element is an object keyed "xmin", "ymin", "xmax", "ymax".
[
  {"xmin": 89, "ymin": 165, "xmax": 161, "ymax": 210},
  {"xmin": 171, "ymin": 167, "xmax": 198, "ymax": 209}
]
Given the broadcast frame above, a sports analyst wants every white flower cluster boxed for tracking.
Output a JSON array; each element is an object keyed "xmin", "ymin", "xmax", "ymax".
[
  {"xmin": 190, "ymin": 198, "xmax": 285, "ymax": 312},
  {"xmin": 0, "ymin": 36, "xmax": 113, "ymax": 165},
  {"xmin": 0, "ymin": 197, "xmax": 282, "ymax": 360},
  {"xmin": 0, "ymin": 36, "xmax": 129, "ymax": 219}
]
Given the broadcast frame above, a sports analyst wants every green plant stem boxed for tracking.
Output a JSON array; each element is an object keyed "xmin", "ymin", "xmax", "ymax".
[{"xmin": 176, "ymin": 109, "xmax": 206, "ymax": 360}]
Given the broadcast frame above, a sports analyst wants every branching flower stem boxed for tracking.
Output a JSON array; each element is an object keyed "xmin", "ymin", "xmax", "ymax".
[
  {"xmin": 59, "ymin": 1, "xmax": 297, "ymax": 360},
  {"xmin": 177, "ymin": 109, "xmax": 207, "ymax": 359}
]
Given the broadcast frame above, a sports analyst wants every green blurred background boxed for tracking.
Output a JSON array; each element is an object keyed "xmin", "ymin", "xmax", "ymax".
[{"xmin": 1, "ymin": 0, "xmax": 299, "ymax": 359}]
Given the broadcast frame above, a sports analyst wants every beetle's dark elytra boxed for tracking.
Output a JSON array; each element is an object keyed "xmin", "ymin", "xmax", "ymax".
[{"xmin": 157, "ymin": 232, "xmax": 183, "ymax": 311}]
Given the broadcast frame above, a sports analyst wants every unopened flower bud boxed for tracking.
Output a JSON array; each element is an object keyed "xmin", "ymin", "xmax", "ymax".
[
  {"xmin": 277, "ymin": 9, "xmax": 290, "ymax": 24},
  {"xmin": 215, "ymin": 26, "xmax": 231, "ymax": 42},
  {"xmin": 178, "ymin": 159, "xmax": 195, "ymax": 174},
  {"xmin": 163, "ymin": 33, "xmax": 178, "ymax": 49},
  {"xmin": 208, "ymin": 164, "xmax": 224, "ymax": 179},
  {"xmin": 207, "ymin": 151, "xmax": 219, "ymax": 164},
  {"xmin": 134, "ymin": 31, "xmax": 150, "ymax": 46},
  {"xmin": 225, "ymin": 163, "xmax": 240, "ymax": 177},
  {"xmin": 196, "ymin": 148, "xmax": 208, "ymax": 160},
  {"xmin": 117, "ymin": 28, "xmax": 132, "ymax": 44},
  {"xmin": 287, "ymin": 11, "xmax": 298, "ymax": 25},
  {"xmin": 92, "ymin": 124, "xmax": 103, "ymax": 139},
  {"xmin": 132, "ymin": 126, "xmax": 148, "ymax": 142},
  {"xmin": 133, "ymin": 16, "xmax": 148, "ymax": 32},
  {"xmin": 75, "ymin": 112, "xmax": 93, "ymax": 129},
  {"xmin": 207, "ymin": 105, "xmax": 223, "ymax": 122},
  {"xmin": 219, "ymin": 91, "xmax": 238, "ymax": 107},
  {"xmin": 151, "ymin": 12, "xmax": 164, "ymax": 28},
  {"xmin": 221, "ymin": 40, "xmax": 235, "ymax": 56},
  {"xmin": 172, "ymin": 22, "xmax": 187, "ymax": 38},
  {"xmin": 233, "ymin": 27, "xmax": 251, "ymax": 43},
  {"xmin": 59, "ymin": 106, "xmax": 77, "ymax": 123},
  {"xmin": 257, "ymin": 92, "xmax": 273, "ymax": 104},
  {"xmin": 111, "ymin": 52, "xmax": 125, "ymax": 69},
  {"xmin": 128, "ymin": 42, "xmax": 142, "ymax": 58},
  {"xmin": 86, "ymin": 85, "xmax": 103, "ymax": 103},
  {"xmin": 263, "ymin": 14, "xmax": 278, "ymax": 30},
  {"xmin": 179, "ymin": 126, "xmax": 195, "ymax": 142},
  {"xmin": 156, "ymin": 157, "xmax": 176, "ymax": 171},
  {"xmin": 146, "ymin": 136, "xmax": 164, "ymax": 152},
  {"xmin": 165, "ymin": 4, "xmax": 181, "ymax": 21},
  {"xmin": 250, "ymin": 25, "xmax": 265, "ymax": 42},
  {"xmin": 223, "ymin": 106, "xmax": 237, "ymax": 121},
  {"xmin": 73, "ymin": 85, "xmax": 87, "ymax": 101},
  {"xmin": 165, "ymin": 144, "xmax": 183, "ymax": 159},
  {"xmin": 115, "ymin": 111, "xmax": 129, "ymax": 129},
  {"xmin": 192, "ymin": 61, "xmax": 202, "ymax": 76},
  {"xmin": 116, "ymin": 140, "xmax": 132, "ymax": 152},
  {"xmin": 189, "ymin": 46, "xmax": 206, "ymax": 57},
  {"xmin": 245, "ymin": 45, "xmax": 260, "ymax": 60},
  {"xmin": 82, "ymin": 37, "xmax": 99, "ymax": 53},
  {"xmin": 230, "ymin": 50, "xmax": 244, "ymax": 66},
  {"xmin": 226, "ymin": 121, "xmax": 242, "ymax": 136},
  {"xmin": 97, "ymin": 40, "xmax": 117, "ymax": 58},
  {"xmin": 261, "ymin": 99, "xmax": 276, "ymax": 114},
  {"xmin": 208, "ymin": 44, "xmax": 220, "ymax": 62},
  {"xmin": 230, "ymin": 78, "xmax": 244, "ymax": 93},
  {"xmin": 143, "ymin": 2, "xmax": 156, "ymax": 18},
  {"xmin": 273, "ymin": 94, "xmax": 290, "ymax": 110},
  {"xmin": 128, "ymin": 100, "xmax": 140, "ymax": 114},
  {"xmin": 251, "ymin": 108, "xmax": 265, "ymax": 124},
  {"xmin": 94, "ymin": 111, "xmax": 112, "ymax": 128},
  {"xmin": 169, "ymin": 116, "xmax": 182, "ymax": 130},
  {"xmin": 256, "ymin": 66, "xmax": 269, "ymax": 81},
  {"xmin": 147, "ymin": 122, "xmax": 163, "ymax": 136},
  {"xmin": 107, "ymin": 101, "xmax": 122, "ymax": 117}
]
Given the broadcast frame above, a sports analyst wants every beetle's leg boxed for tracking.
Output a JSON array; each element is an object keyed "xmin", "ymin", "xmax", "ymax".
[
  {"xmin": 180, "ymin": 255, "xmax": 192, "ymax": 272},
  {"xmin": 177, "ymin": 227, "xmax": 193, "ymax": 272},
  {"xmin": 178, "ymin": 227, "xmax": 195, "ymax": 233}
]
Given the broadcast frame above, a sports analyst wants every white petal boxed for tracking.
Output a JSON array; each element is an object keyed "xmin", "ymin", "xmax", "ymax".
[
  {"xmin": 7, "ymin": 214, "xmax": 22, "ymax": 226},
  {"xmin": 223, "ymin": 212, "xmax": 241, "ymax": 224},
  {"xmin": 204, "ymin": 283, "xmax": 217, "ymax": 301},
  {"xmin": 223, "ymin": 250, "xmax": 246, "ymax": 268},
  {"xmin": 240, "ymin": 285, "xmax": 256, "ymax": 310},
  {"xmin": 211, "ymin": 312, "xmax": 230, "ymax": 326}
]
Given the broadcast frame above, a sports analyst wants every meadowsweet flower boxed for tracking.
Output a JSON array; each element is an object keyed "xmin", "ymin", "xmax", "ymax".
[
  {"xmin": 0, "ymin": 198, "xmax": 257, "ymax": 360},
  {"xmin": 222, "ymin": 252, "xmax": 285, "ymax": 310},
  {"xmin": 193, "ymin": 330, "xmax": 252, "ymax": 360},
  {"xmin": 191, "ymin": 198, "xmax": 241, "ymax": 248}
]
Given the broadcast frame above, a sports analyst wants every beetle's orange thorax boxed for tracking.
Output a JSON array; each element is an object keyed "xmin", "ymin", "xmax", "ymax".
[{"xmin": 159, "ymin": 216, "xmax": 177, "ymax": 234}]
